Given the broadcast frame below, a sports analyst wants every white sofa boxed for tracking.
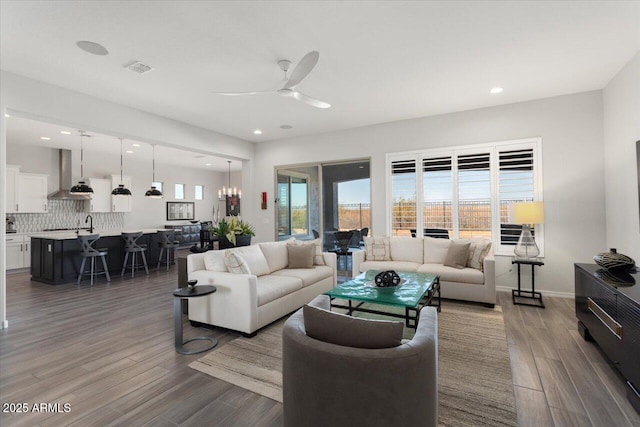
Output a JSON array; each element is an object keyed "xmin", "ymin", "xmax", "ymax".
[
  {"xmin": 352, "ymin": 236, "xmax": 495, "ymax": 306},
  {"xmin": 187, "ymin": 240, "xmax": 337, "ymax": 335}
]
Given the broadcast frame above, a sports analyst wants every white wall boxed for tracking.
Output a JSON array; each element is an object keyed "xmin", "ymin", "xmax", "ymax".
[
  {"xmin": 1, "ymin": 71, "xmax": 255, "ymax": 328},
  {"xmin": 253, "ymin": 91, "xmax": 606, "ymax": 295},
  {"xmin": 604, "ymin": 52, "xmax": 640, "ymax": 262}
]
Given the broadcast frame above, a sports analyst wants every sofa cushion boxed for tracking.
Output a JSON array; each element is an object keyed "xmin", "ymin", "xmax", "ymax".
[
  {"xmin": 444, "ymin": 241, "xmax": 471, "ymax": 269},
  {"xmin": 417, "ymin": 263, "xmax": 485, "ymax": 284},
  {"xmin": 303, "ymin": 304, "xmax": 403, "ymax": 349},
  {"xmin": 359, "ymin": 260, "xmax": 421, "ymax": 274},
  {"xmin": 203, "ymin": 250, "xmax": 227, "ymax": 272},
  {"xmin": 423, "ymin": 237, "xmax": 452, "ymax": 264},
  {"xmin": 291, "ymin": 238, "xmax": 326, "ymax": 266},
  {"xmin": 228, "ymin": 245, "xmax": 271, "ymax": 276},
  {"xmin": 224, "ymin": 251, "xmax": 251, "ymax": 274},
  {"xmin": 390, "ymin": 237, "xmax": 424, "ymax": 264},
  {"xmin": 364, "ymin": 236, "xmax": 391, "ymax": 261},
  {"xmin": 467, "ymin": 238, "xmax": 492, "ymax": 271},
  {"xmin": 287, "ymin": 244, "xmax": 314, "ymax": 269},
  {"xmin": 259, "ymin": 239, "xmax": 293, "ymax": 272},
  {"xmin": 256, "ymin": 275, "xmax": 303, "ymax": 306},
  {"xmin": 272, "ymin": 265, "xmax": 334, "ymax": 287}
]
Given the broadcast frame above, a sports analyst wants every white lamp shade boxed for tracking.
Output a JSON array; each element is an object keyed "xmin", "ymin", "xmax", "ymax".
[{"xmin": 508, "ymin": 202, "xmax": 544, "ymax": 225}]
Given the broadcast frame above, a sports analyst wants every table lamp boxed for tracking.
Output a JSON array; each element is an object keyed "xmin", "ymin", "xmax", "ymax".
[{"xmin": 508, "ymin": 201, "xmax": 544, "ymax": 259}]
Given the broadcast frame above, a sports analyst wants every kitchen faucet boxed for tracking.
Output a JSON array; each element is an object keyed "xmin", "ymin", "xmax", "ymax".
[{"xmin": 85, "ymin": 214, "xmax": 94, "ymax": 233}]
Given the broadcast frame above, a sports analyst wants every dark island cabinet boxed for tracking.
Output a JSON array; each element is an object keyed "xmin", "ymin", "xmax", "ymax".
[
  {"xmin": 575, "ymin": 263, "xmax": 640, "ymax": 413},
  {"xmin": 31, "ymin": 231, "xmax": 166, "ymax": 285}
]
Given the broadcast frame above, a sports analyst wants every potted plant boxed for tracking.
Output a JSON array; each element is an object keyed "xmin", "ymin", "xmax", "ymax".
[{"xmin": 210, "ymin": 218, "xmax": 255, "ymax": 248}]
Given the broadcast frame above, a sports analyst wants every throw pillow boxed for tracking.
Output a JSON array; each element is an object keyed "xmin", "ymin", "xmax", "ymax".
[
  {"xmin": 364, "ymin": 236, "xmax": 391, "ymax": 261},
  {"xmin": 444, "ymin": 241, "xmax": 471, "ymax": 269},
  {"xmin": 287, "ymin": 243, "xmax": 315, "ymax": 269},
  {"xmin": 303, "ymin": 304, "xmax": 403, "ymax": 349},
  {"xmin": 467, "ymin": 238, "xmax": 492, "ymax": 271},
  {"xmin": 228, "ymin": 244, "xmax": 271, "ymax": 276},
  {"xmin": 292, "ymin": 238, "xmax": 325, "ymax": 266},
  {"xmin": 224, "ymin": 251, "xmax": 251, "ymax": 274}
]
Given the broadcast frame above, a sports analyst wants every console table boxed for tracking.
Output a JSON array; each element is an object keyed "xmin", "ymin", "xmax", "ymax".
[{"xmin": 575, "ymin": 263, "xmax": 640, "ymax": 413}]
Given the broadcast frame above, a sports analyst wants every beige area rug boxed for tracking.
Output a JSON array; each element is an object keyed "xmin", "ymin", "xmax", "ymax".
[{"xmin": 189, "ymin": 301, "xmax": 517, "ymax": 426}]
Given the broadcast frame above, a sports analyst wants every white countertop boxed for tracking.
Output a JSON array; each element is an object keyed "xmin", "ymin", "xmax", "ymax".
[{"xmin": 29, "ymin": 228, "xmax": 170, "ymax": 240}]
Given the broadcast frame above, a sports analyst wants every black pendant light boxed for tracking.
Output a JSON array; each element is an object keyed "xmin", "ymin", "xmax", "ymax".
[
  {"xmin": 112, "ymin": 137, "xmax": 132, "ymax": 196},
  {"xmin": 70, "ymin": 131, "xmax": 94, "ymax": 194},
  {"xmin": 145, "ymin": 144, "xmax": 163, "ymax": 198}
]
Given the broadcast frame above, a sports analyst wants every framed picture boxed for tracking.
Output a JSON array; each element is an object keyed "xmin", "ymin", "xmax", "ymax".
[
  {"xmin": 166, "ymin": 202, "xmax": 195, "ymax": 221},
  {"xmin": 226, "ymin": 195, "xmax": 240, "ymax": 216}
]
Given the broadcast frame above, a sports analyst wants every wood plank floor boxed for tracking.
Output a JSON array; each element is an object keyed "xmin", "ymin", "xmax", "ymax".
[{"xmin": 1, "ymin": 261, "xmax": 638, "ymax": 426}]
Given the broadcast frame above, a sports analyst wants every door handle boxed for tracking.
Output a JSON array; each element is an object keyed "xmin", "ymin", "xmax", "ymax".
[
  {"xmin": 20, "ymin": 244, "xmax": 23, "ymax": 252},
  {"xmin": 25, "ymin": 243, "xmax": 28, "ymax": 251},
  {"xmin": 16, "ymin": 204, "xmax": 19, "ymax": 211}
]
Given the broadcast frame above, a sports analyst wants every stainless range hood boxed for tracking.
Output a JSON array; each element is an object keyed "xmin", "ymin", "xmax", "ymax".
[{"xmin": 47, "ymin": 149, "xmax": 91, "ymax": 200}]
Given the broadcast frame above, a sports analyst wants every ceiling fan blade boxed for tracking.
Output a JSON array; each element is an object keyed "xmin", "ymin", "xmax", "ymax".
[
  {"xmin": 283, "ymin": 51, "xmax": 319, "ymax": 89},
  {"xmin": 211, "ymin": 90, "xmax": 272, "ymax": 96},
  {"xmin": 292, "ymin": 91, "xmax": 331, "ymax": 109}
]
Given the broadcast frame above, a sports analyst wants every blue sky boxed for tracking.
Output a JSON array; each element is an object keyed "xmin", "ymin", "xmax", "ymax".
[{"xmin": 290, "ymin": 178, "xmax": 371, "ymax": 206}]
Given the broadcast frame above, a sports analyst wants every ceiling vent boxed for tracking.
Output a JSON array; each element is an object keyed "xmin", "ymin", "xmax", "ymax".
[{"xmin": 125, "ymin": 61, "xmax": 154, "ymax": 74}]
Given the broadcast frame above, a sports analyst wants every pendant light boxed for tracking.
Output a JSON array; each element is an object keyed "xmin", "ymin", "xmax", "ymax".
[
  {"xmin": 112, "ymin": 137, "xmax": 132, "ymax": 196},
  {"xmin": 70, "ymin": 131, "xmax": 94, "ymax": 194},
  {"xmin": 145, "ymin": 144, "xmax": 163, "ymax": 198},
  {"xmin": 218, "ymin": 160, "xmax": 241, "ymax": 200}
]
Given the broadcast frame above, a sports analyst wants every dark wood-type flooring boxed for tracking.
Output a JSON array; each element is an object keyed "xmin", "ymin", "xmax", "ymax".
[{"xmin": 1, "ymin": 260, "xmax": 638, "ymax": 426}]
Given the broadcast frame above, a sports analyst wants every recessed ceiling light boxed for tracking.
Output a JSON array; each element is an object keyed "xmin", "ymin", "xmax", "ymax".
[
  {"xmin": 132, "ymin": 143, "xmax": 141, "ymax": 147},
  {"xmin": 4, "ymin": 114, "xmax": 10, "ymax": 118},
  {"xmin": 76, "ymin": 40, "xmax": 109, "ymax": 56},
  {"xmin": 60, "ymin": 130, "xmax": 72, "ymax": 135},
  {"xmin": 280, "ymin": 125, "xmax": 293, "ymax": 130},
  {"xmin": 253, "ymin": 129, "xmax": 263, "ymax": 135},
  {"xmin": 126, "ymin": 150, "xmax": 134, "ymax": 154},
  {"xmin": 205, "ymin": 163, "xmax": 212, "ymax": 166},
  {"xmin": 490, "ymin": 87, "xmax": 503, "ymax": 94},
  {"xmin": 40, "ymin": 137, "xmax": 51, "ymax": 141}
]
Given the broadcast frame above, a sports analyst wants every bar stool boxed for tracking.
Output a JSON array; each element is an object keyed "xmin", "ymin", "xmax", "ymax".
[
  {"xmin": 157, "ymin": 229, "xmax": 180, "ymax": 271},
  {"xmin": 77, "ymin": 234, "xmax": 110, "ymax": 285},
  {"xmin": 121, "ymin": 232, "xmax": 149, "ymax": 278}
]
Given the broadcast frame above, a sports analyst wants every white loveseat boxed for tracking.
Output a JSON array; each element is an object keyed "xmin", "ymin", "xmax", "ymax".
[
  {"xmin": 187, "ymin": 240, "xmax": 337, "ymax": 335},
  {"xmin": 352, "ymin": 236, "xmax": 495, "ymax": 306}
]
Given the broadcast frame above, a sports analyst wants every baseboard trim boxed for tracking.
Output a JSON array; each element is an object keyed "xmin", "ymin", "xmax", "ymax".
[
  {"xmin": 1, "ymin": 320, "xmax": 8, "ymax": 329},
  {"xmin": 496, "ymin": 286, "xmax": 574, "ymax": 299}
]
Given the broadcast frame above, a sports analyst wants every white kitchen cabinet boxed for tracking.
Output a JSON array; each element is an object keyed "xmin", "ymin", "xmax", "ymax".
[
  {"xmin": 6, "ymin": 165, "xmax": 20, "ymax": 213},
  {"xmin": 85, "ymin": 178, "xmax": 112, "ymax": 212},
  {"xmin": 18, "ymin": 173, "xmax": 48, "ymax": 213},
  {"xmin": 111, "ymin": 174, "xmax": 132, "ymax": 212},
  {"xmin": 6, "ymin": 234, "xmax": 30, "ymax": 270}
]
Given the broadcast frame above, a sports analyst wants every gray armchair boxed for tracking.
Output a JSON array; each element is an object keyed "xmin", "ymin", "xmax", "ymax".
[{"xmin": 282, "ymin": 295, "xmax": 438, "ymax": 427}]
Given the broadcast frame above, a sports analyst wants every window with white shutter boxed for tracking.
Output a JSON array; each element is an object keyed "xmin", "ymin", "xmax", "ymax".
[{"xmin": 387, "ymin": 138, "xmax": 542, "ymax": 256}]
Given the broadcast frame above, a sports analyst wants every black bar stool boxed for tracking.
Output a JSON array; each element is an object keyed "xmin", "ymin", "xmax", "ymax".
[
  {"xmin": 121, "ymin": 231, "xmax": 149, "ymax": 278},
  {"xmin": 77, "ymin": 234, "xmax": 110, "ymax": 285},
  {"xmin": 157, "ymin": 229, "xmax": 179, "ymax": 271}
]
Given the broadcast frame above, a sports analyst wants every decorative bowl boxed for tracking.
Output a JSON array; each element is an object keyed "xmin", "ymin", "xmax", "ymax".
[{"xmin": 594, "ymin": 248, "xmax": 635, "ymax": 271}]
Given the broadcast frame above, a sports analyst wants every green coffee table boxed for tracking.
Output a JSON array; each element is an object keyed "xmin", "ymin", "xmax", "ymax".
[{"xmin": 325, "ymin": 270, "xmax": 440, "ymax": 328}]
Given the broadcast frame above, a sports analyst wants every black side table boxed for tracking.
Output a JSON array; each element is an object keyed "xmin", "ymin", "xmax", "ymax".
[
  {"xmin": 173, "ymin": 285, "xmax": 218, "ymax": 354},
  {"xmin": 512, "ymin": 257, "xmax": 545, "ymax": 308}
]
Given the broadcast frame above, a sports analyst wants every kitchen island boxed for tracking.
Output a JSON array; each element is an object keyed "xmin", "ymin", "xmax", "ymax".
[{"xmin": 30, "ymin": 229, "xmax": 173, "ymax": 285}]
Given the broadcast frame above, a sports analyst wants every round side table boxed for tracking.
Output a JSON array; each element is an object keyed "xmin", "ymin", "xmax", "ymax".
[{"xmin": 173, "ymin": 285, "xmax": 218, "ymax": 354}]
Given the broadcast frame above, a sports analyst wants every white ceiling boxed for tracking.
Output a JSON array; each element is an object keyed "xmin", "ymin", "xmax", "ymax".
[
  {"xmin": 1, "ymin": 1, "xmax": 639, "ymax": 144},
  {"xmin": 5, "ymin": 115, "xmax": 242, "ymax": 172}
]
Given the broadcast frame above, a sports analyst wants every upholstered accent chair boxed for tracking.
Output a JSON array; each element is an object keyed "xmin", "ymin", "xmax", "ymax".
[{"xmin": 282, "ymin": 295, "xmax": 438, "ymax": 427}]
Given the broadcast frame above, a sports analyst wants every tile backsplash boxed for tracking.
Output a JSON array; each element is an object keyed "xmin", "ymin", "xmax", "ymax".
[{"xmin": 11, "ymin": 200, "xmax": 124, "ymax": 233}]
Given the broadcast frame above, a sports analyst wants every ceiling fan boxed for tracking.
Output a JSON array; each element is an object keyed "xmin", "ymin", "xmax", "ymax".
[{"xmin": 212, "ymin": 51, "xmax": 331, "ymax": 109}]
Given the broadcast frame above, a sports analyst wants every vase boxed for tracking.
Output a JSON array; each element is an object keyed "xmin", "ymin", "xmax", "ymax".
[
  {"xmin": 218, "ymin": 237, "xmax": 235, "ymax": 249},
  {"xmin": 594, "ymin": 248, "xmax": 635, "ymax": 271},
  {"xmin": 235, "ymin": 235, "xmax": 252, "ymax": 247}
]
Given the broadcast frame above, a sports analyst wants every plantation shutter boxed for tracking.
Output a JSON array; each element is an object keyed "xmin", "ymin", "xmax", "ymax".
[
  {"xmin": 457, "ymin": 152, "xmax": 492, "ymax": 239},
  {"xmin": 422, "ymin": 156, "xmax": 453, "ymax": 236},
  {"xmin": 391, "ymin": 159, "xmax": 417, "ymax": 236},
  {"xmin": 499, "ymin": 148, "xmax": 535, "ymax": 245}
]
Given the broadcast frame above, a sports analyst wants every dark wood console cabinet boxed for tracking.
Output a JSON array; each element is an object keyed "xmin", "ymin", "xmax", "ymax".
[{"xmin": 575, "ymin": 263, "xmax": 640, "ymax": 412}]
